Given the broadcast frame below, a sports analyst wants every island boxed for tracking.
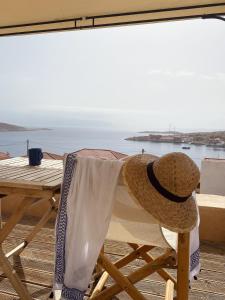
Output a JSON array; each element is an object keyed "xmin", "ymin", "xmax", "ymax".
[
  {"xmin": 125, "ymin": 131, "xmax": 225, "ymax": 148},
  {"xmin": 0, "ymin": 122, "xmax": 50, "ymax": 132}
]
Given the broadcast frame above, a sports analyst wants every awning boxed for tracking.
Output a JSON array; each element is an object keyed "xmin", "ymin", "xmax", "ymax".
[{"xmin": 0, "ymin": 1, "xmax": 225, "ymax": 37}]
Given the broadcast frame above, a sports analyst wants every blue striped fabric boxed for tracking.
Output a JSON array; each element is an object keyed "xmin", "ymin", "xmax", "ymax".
[
  {"xmin": 190, "ymin": 248, "xmax": 200, "ymax": 272},
  {"xmin": 62, "ymin": 285, "xmax": 85, "ymax": 300},
  {"xmin": 55, "ymin": 153, "xmax": 77, "ymax": 287}
]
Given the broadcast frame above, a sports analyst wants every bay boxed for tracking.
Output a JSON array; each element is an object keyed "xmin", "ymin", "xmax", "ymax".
[{"xmin": 0, "ymin": 127, "xmax": 225, "ymax": 167}]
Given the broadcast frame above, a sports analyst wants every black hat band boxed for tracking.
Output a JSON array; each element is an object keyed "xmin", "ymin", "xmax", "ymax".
[{"xmin": 146, "ymin": 162, "xmax": 191, "ymax": 203}]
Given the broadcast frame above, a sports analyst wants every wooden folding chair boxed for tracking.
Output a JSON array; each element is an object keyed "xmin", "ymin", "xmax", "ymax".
[{"xmin": 90, "ymin": 184, "xmax": 191, "ymax": 300}]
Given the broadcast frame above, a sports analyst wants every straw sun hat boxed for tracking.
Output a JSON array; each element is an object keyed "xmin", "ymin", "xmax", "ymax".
[{"xmin": 122, "ymin": 152, "xmax": 200, "ymax": 233}]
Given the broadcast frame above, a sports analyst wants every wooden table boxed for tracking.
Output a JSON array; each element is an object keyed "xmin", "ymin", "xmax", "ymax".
[{"xmin": 0, "ymin": 157, "xmax": 63, "ymax": 300}]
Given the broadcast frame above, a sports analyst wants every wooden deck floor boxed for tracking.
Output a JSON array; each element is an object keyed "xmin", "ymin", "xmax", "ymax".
[{"xmin": 0, "ymin": 220, "xmax": 225, "ymax": 299}]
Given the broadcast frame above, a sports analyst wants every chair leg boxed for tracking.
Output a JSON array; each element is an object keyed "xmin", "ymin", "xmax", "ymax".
[
  {"xmin": 91, "ymin": 245, "xmax": 152, "ymax": 297},
  {"xmin": 165, "ymin": 280, "xmax": 174, "ymax": 300},
  {"xmin": 177, "ymin": 233, "xmax": 190, "ymax": 300},
  {"xmin": 92, "ymin": 250, "xmax": 173, "ymax": 300},
  {"xmin": 97, "ymin": 253, "xmax": 146, "ymax": 300},
  {"xmin": 129, "ymin": 243, "xmax": 177, "ymax": 289},
  {"xmin": 90, "ymin": 271, "xmax": 109, "ymax": 299}
]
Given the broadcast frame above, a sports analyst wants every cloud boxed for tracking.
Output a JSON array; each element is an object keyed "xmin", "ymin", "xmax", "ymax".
[
  {"xmin": 148, "ymin": 69, "xmax": 225, "ymax": 81},
  {"xmin": 148, "ymin": 69, "xmax": 194, "ymax": 77},
  {"xmin": 33, "ymin": 105, "xmax": 167, "ymax": 117}
]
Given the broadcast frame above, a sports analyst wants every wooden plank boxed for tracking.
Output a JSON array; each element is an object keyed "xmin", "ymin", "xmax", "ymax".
[
  {"xmin": 42, "ymin": 179, "xmax": 62, "ymax": 188},
  {"xmin": 0, "ymin": 167, "xmax": 61, "ymax": 182},
  {"xmin": 0, "ymin": 166, "xmax": 50, "ymax": 179},
  {"xmin": 116, "ymin": 260, "xmax": 225, "ymax": 286},
  {"xmin": 0, "ymin": 160, "xmax": 29, "ymax": 166},
  {"xmin": 0, "ymin": 180, "xmax": 46, "ymax": 190},
  {"xmin": 6, "ymin": 231, "xmax": 56, "ymax": 246},
  {"xmin": 189, "ymin": 290, "xmax": 225, "ymax": 300},
  {"xmin": 25, "ymin": 170, "xmax": 61, "ymax": 181},
  {"xmin": 200, "ymin": 258, "xmax": 225, "ymax": 273},
  {"xmin": 118, "ymin": 264, "xmax": 225, "ymax": 295},
  {"xmin": 99, "ymin": 289, "xmax": 225, "ymax": 300},
  {"xmin": 0, "ymin": 266, "xmax": 53, "ymax": 288},
  {"xmin": 0, "ymin": 166, "xmax": 30, "ymax": 177},
  {"xmin": 96, "ymin": 291, "xmax": 164, "ymax": 300},
  {"xmin": 191, "ymin": 277, "xmax": 225, "ymax": 295},
  {"xmin": 2, "ymin": 240, "xmax": 55, "ymax": 264},
  {"xmin": 0, "ymin": 178, "xmax": 61, "ymax": 190},
  {"xmin": 37, "ymin": 160, "xmax": 62, "ymax": 168},
  {"xmin": 3, "ymin": 168, "xmax": 59, "ymax": 180},
  {"xmin": 0, "ymin": 158, "xmax": 26, "ymax": 166},
  {"xmin": 33, "ymin": 172, "xmax": 62, "ymax": 183},
  {"xmin": 0, "ymin": 293, "xmax": 19, "ymax": 299},
  {"xmin": 0, "ymin": 187, "xmax": 54, "ymax": 198},
  {"xmin": 107, "ymin": 276, "xmax": 225, "ymax": 300},
  {"xmin": 0, "ymin": 165, "xmax": 21, "ymax": 174},
  {"xmin": 2, "ymin": 254, "xmax": 54, "ymax": 274},
  {"xmin": 0, "ymin": 157, "xmax": 63, "ymax": 169},
  {"xmin": 5, "ymin": 224, "xmax": 56, "ymax": 244},
  {"xmin": 0, "ymin": 169, "xmax": 49, "ymax": 181},
  {"xmin": 0, "ymin": 277, "xmax": 51, "ymax": 300},
  {"xmin": 104, "ymin": 240, "xmax": 132, "ymax": 256}
]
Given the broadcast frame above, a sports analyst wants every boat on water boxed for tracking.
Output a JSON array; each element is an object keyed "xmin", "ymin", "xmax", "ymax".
[{"xmin": 182, "ymin": 146, "xmax": 191, "ymax": 150}]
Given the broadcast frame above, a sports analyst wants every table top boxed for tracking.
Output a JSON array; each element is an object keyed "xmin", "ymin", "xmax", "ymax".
[{"xmin": 0, "ymin": 157, "xmax": 63, "ymax": 191}]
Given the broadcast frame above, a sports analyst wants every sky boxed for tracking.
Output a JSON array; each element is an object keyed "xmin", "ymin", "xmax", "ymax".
[{"xmin": 0, "ymin": 18, "xmax": 225, "ymax": 132}]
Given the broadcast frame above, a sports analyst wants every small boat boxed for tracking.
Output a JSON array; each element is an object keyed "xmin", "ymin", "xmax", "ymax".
[{"xmin": 182, "ymin": 146, "xmax": 191, "ymax": 150}]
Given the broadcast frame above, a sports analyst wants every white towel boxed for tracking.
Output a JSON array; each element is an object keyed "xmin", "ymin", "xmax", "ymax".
[
  {"xmin": 54, "ymin": 155, "xmax": 123, "ymax": 300},
  {"xmin": 189, "ymin": 197, "xmax": 201, "ymax": 281}
]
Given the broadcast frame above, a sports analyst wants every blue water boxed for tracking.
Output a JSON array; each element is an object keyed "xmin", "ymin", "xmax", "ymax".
[{"xmin": 0, "ymin": 127, "xmax": 225, "ymax": 167}]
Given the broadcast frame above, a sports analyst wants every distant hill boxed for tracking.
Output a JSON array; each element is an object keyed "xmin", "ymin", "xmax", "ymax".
[
  {"xmin": 139, "ymin": 130, "xmax": 182, "ymax": 134},
  {"xmin": 0, "ymin": 122, "xmax": 50, "ymax": 132}
]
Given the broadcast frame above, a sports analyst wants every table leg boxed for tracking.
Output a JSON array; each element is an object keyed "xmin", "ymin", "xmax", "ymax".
[
  {"xmin": 0, "ymin": 194, "xmax": 58, "ymax": 299},
  {"xmin": 0, "ymin": 197, "xmax": 33, "ymax": 298},
  {"xmin": 0, "ymin": 246, "xmax": 32, "ymax": 300},
  {"xmin": 0, "ymin": 196, "xmax": 31, "ymax": 244},
  {"xmin": 0, "ymin": 194, "xmax": 7, "ymax": 230},
  {"xmin": 12, "ymin": 197, "xmax": 58, "ymax": 257}
]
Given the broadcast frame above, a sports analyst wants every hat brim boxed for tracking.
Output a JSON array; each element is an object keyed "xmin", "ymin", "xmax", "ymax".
[{"xmin": 122, "ymin": 154, "xmax": 198, "ymax": 233}]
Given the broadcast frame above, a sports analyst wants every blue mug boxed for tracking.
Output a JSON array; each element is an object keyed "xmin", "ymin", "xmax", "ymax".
[{"xmin": 28, "ymin": 148, "xmax": 43, "ymax": 166}]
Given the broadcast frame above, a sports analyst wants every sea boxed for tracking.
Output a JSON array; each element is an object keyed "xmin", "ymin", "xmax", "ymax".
[{"xmin": 1, "ymin": 127, "xmax": 225, "ymax": 167}]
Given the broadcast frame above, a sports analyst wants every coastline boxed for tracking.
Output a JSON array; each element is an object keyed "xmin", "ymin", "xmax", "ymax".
[
  {"xmin": 0, "ymin": 122, "xmax": 51, "ymax": 132},
  {"xmin": 125, "ymin": 130, "xmax": 225, "ymax": 149},
  {"xmin": 0, "ymin": 127, "xmax": 51, "ymax": 132}
]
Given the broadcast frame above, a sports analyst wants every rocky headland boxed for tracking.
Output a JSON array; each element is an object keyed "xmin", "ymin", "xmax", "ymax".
[
  {"xmin": 125, "ymin": 131, "xmax": 225, "ymax": 148},
  {"xmin": 0, "ymin": 122, "xmax": 50, "ymax": 132}
]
